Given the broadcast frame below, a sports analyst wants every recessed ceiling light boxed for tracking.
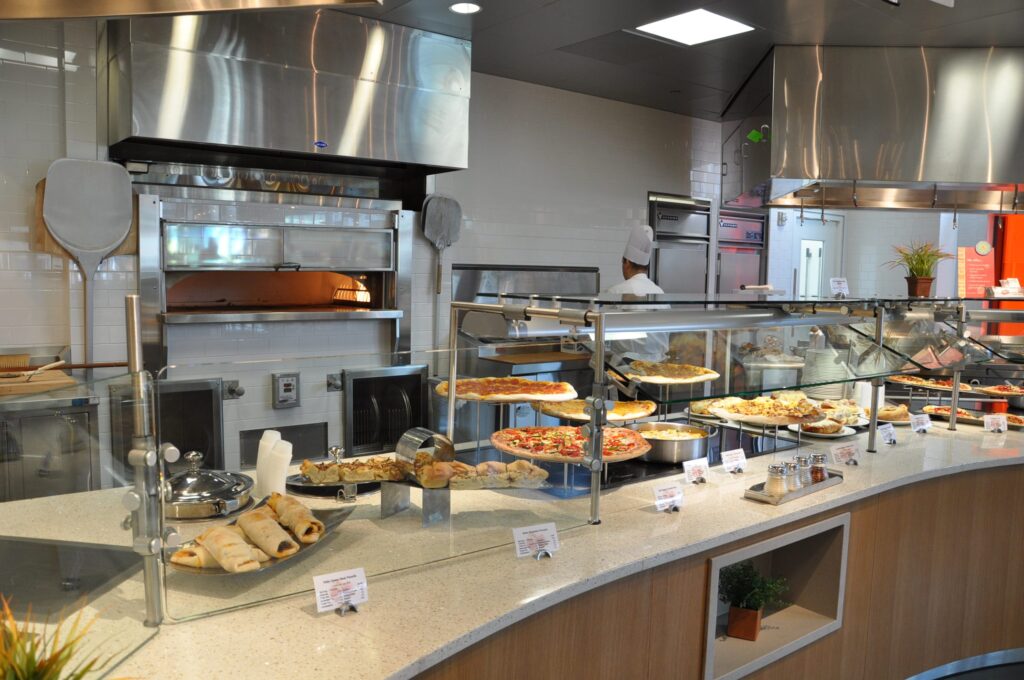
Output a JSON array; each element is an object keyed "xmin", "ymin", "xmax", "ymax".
[
  {"xmin": 635, "ymin": 9, "xmax": 754, "ymax": 46},
  {"xmin": 449, "ymin": 3, "xmax": 481, "ymax": 14}
]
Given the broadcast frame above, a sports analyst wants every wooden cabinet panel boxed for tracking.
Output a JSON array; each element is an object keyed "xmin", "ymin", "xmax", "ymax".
[{"xmin": 417, "ymin": 468, "xmax": 1024, "ymax": 680}]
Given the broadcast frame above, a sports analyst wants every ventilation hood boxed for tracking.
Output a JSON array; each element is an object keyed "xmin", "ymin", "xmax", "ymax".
[
  {"xmin": 722, "ymin": 46, "xmax": 1024, "ymax": 212},
  {"xmin": 102, "ymin": 10, "xmax": 470, "ymax": 176},
  {"xmin": 0, "ymin": 1, "xmax": 378, "ymax": 20}
]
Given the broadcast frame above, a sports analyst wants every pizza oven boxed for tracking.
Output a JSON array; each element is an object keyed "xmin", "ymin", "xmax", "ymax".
[{"xmin": 133, "ymin": 172, "xmax": 414, "ymax": 371}]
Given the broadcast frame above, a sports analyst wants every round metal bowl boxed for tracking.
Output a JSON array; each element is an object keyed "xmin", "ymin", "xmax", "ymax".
[
  {"xmin": 164, "ymin": 451, "xmax": 254, "ymax": 519},
  {"xmin": 632, "ymin": 422, "xmax": 716, "ymax": 465}
]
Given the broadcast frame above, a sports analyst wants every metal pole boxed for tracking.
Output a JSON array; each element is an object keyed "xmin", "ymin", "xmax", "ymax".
[
  {"xmin": 446, "ymin": 305, "xmax": 460, "ymax": 440},
  {"xmin": 587, "ymin": 312, "xmax": 606, "ymax": 525},
  {"xmin": 123, "ymin": 294, "xmax": 165, "ymax": 627},
  {"xmin": 866, "ymin": 305, "xmax": 885, "ymax": 453},
  {"xmin": 948, "ymin": 304, "xmax": 967, "ymax": 431}
]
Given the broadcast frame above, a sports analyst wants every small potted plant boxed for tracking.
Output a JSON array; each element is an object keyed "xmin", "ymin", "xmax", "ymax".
[
  {"xmin": 885, "ymin": 242, "xmax": 953, "ymax": 297},
  {"xmin": 1, "ymin": 596, "xmax": 111, "ymax": 679},
  {"xmin": 718, "ymin": 560, "xmax": 787, "ymax": 641}
]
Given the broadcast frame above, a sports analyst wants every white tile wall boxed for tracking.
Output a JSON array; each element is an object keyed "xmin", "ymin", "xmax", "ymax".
[
  {"xmin": 420, "ymin": 73, "xmax": 722, "ymax": 351},
  {"xmin": 0, "ymin": 19, "xmax": 130, "ymax": 362}
]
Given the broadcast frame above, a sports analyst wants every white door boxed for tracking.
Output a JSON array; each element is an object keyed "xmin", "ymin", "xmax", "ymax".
[{"xmin": 793, "ymin": 215, "xmax": 844, "ymax": 298}]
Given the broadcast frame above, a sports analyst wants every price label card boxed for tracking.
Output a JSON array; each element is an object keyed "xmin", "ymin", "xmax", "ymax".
[
  {"xmin": 314, "ymin": 568, "xmax": 368, "ymax": 613},
  {"xmin": 878, "ymin": 422, "xmax": 897, "ymax": 445},
  {"xmin": 1001, "ymin": 278, "xmax": 1021, "ymax": 290},
  {"xmin": 829, "ymin": 277, "xmax": 850, "ymax": 296},
  {"xmin": 653, "ymin": 483, "xmax": 683, "ymax": 511},
  {"xmin": 984, "ymin": 414, "xmax": 1008, "ymax": 433},
  {"xmin": 721, "ymin": 448, "xmax": 747, "ymax": 473},
  {"xmin": 683, "ymin": 457, "xmax": 710, "ymax": 484},
  {"xmin": 512, "ymin": 522, "xmax": 560, "ymax": 558},
  {"xmin": 830, "ymin": 442, "xmax": 859, "ymax": 465},
  {"xmin": 910, "ymin": 413, "xmax": 932, "ymax": 433}
]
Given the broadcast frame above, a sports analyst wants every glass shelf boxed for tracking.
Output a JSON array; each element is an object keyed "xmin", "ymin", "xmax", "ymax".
[{"xmin": 598, "ymin": 322, "xmax": 922, "ymax": 406}]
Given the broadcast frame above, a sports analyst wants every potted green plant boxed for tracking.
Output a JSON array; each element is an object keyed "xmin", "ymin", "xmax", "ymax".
[
  {"xmin": 718, "ymin": 560, "xmax": 787, "ymax": 641},
  {"xmin": 1, "ymin": 596, "xmax": 111, "ymax": 679},
  {"xmin": 885, "ymin": 242, "xmax": 954, "ymax": 297}
]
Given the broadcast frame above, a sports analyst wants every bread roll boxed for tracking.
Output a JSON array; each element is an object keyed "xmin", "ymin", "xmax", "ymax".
[
  {"xmin": 475, "ymin": 461, "xmax": 510, "ymax": 488},
  {"xmin": 267, "ymin": 492, "xmax": 325, "ymax": 544},
  {"xmin": 195, "ymin": 526, "xmax": 261, "ymax": 573},
  {"xmin": 237, "ymin": 505, "xmax": 299, "ymax": 558},
  {"xmin": 417, "ymin": 461, "xmax": 453, "ymax": 488},
  {"xmin": 507, "ymin": 460, "xmax": 549, "ymax": 488},
  {"xmin": 802, "ymin": 419, "xmax": 843, "ymax": 434}
]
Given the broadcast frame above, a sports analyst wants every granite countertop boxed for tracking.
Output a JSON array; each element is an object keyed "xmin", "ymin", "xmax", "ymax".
[{"xmin": 94, "ymin": 424, "xmax": 1024, "ymax": 679}]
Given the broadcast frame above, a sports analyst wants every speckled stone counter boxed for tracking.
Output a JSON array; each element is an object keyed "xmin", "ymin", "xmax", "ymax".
[
  {"xmin": 100, "ymin": 424, "xmax": 1023, "ymax": 679},
  {"xmin": 6, "ymin": 424, "xmax": 1022, "ymax": 679}
]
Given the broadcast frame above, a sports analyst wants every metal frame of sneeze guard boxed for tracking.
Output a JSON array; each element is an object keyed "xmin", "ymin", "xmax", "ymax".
[
  {"xmin": 122, "ymin": 295, "xmax": 181, "ymax": 627},
  {"xmin": 445, "ymin": 299, "xmax": 880, "ymax": 525}
]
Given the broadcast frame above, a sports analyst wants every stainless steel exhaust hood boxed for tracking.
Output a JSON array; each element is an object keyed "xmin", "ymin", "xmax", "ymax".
[
  {"xmin": 723, "ymin": 46, "xmax": 1024, "ymax": 212},
  {"xmin": 103, "ymin": 10, "xmax": 470, "ymax": 175},
  {"xmin": 0, "ymin": 1, "xmax": 379, "ymax": 21}
]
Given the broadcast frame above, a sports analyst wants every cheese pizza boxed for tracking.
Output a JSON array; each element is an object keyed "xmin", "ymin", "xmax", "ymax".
[
  {"xmin": 977, "ymin": 383, "xmax": 1024, "ymax": 397},
  {"xmin": 533, "ymin": 399, "xmax": 657, "ymax": 422},
  {"xmin": 622, "ymin": 361, "xmax": 720, "ymax": 385},
  {"xmin": 709, "ymin": 396, "xmax": 824, "ymax": 426},
  {"xmin": 435, "ymin": 377, "xmax": 577, "ymax": 402},
  {"xmin": 921, "ymin": 404, "xmax": 982, "ymax": 423},
  {"xmin": 490, "ymin": 426, "xmax": 651, "ymax": 463}
]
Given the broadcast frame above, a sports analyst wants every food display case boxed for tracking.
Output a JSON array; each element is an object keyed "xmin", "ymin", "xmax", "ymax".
[{"xmin": 4, "ymin": 293, "xmax": 1024, "ymax": 643}]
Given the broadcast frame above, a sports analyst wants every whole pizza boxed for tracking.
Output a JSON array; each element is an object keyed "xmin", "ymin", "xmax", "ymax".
[
  {"xmin": 926, "ymin": 378, "xmax": 975, "ymax": 393},
  {"xmin": 533, "ymin": 399, "xmax": 657, "ymax": 422},
  {"xmin": 435, "ymin": 377, "xmax": 577, "ymax": 402},
  {"xmin": 887, "ymin": 375, "xmax": 931, "ymax": 387},
  {"xmin": 709, "ymin": 396, "xmax": 824, "ymax": 426},
  {"xmin": 922, "ymin": 404, "xmax": 982, "ymax": 423},
  {"xmin": 977, "ymin": 384, "xmax": 1024, "ymax": 397},
  {"xmin": 622, "ymin": 361, "xmax": 720, "ymax": 385},
  {"xmin": 490, "ymin": 426, "xmax": 651, "ymax": 463}
]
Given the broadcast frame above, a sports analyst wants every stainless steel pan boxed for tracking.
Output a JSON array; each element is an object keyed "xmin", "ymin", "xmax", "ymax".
[{"xmin": 632, "ymin": 422, "xmax": 716, "ymax": 464}]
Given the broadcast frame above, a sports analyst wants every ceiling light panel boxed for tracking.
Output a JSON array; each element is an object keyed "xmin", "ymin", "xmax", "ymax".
[
  {"xmin": 635, "ymin": 9, "xmax": 754, "ymax": 46},
  {"xmin": 449, "ymin": 3, "xmax": 481, "ymax": 14}
]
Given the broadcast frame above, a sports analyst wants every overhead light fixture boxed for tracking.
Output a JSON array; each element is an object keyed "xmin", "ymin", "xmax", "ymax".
[
  {"xmin": 449, "ymin": 2, "xmax": 481, "ymax": 14},
  {"xmin": 635, "ymin": 8, "xmax": 753, "ymax": 46}
]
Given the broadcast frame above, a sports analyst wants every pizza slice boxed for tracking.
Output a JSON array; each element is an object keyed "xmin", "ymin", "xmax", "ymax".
[
  {"xmin": 435, "ymin": 377, "xmax": 577, "ymax": 402},
  {"xmin": 978, "ymin": 383, "xmax": 1024, "ymax": 397},
  {"xmin": 534, "ymin": 399, "xmax": 657, "ymax": 422},
  {"xmin": 623, "ymin": 361, "xmax": 720, "ymax": 385}
]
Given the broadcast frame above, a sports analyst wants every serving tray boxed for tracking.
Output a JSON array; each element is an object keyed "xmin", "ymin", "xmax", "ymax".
[
  {"xmin": 167, "ymin": 500, "xmax": 354, "ymax": 576},
  {"xmin": 743, "ymin": 469, "xmax": 844, "ymax": 505}
]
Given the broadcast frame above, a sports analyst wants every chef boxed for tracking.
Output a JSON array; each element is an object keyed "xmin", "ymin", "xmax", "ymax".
[
  {"xmin": 601, "ymin": 223, "xmax": 668, "ymax": 363},
  {"xmin": 605, "ymin": 224, "xmax": 665, "ymax": 296}
]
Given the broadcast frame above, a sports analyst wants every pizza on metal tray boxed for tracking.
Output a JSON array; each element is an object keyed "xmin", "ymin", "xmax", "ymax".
[
  {"xmin": 623, "ymin": 361, "xmax": 720, "ymax": 385},
  {"xmin": 435, "ymin": 377, "xmax": 577, "ymax": 402},
  {"xmin": 533, "ymin": 399, "xmax": 657, "ymax": 422},
  {"xmin": 490, "ymin": 426, "xmax": 651, "ymax": 463}
]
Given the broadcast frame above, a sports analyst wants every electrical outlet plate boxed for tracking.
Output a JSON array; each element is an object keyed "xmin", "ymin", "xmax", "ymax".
[
  {"xmin": 223, "ymin": 380, "xmax": 242, "ymax": 399},
  {"xmin": 272, "ymin": 372, "xmax": 300, "ymax": 409}
]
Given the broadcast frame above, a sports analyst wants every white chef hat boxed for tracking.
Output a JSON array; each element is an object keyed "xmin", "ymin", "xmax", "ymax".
[{"xmin": 623, "ymin": 224, "xmax": 655, "ymax": 266}]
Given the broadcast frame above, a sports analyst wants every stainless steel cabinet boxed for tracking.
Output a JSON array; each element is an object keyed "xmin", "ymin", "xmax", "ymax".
[
  {"xmin": 0, "ymin": 404, "xmax": 98, "ymax": 502},
  {"xmin": 654, "ymin": 240, "xmax": 710, "ymax": 294}
]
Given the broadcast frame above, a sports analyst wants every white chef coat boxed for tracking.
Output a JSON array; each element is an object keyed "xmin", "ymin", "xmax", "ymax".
[
  {"xmin": 604, "ymin": 273, "xmax": 665, "ymax": 296},
  {"xmin": 601, "ymin": 273, "xmax": 668, "ymax": 363}
]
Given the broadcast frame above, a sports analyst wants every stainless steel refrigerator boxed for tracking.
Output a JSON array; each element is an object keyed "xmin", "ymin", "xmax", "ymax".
[
  {"xmin": 716, "ymin": 211, "xmax": 767, "ymax": 293},
  {"xmin": 649, "ymin": 195, "xmax": 711, "ymax": 294}
]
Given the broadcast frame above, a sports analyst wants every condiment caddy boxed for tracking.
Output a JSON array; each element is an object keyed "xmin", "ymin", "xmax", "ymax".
[{"xmin": 743, "ymin": 454, "xmax": 843, "ymax": 505}]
